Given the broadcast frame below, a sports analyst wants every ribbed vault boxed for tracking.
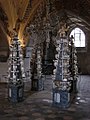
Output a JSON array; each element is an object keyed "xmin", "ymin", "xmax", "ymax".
[{"xmin": 0, "ymin": 0, "xmax": 90, "ymax": 49}]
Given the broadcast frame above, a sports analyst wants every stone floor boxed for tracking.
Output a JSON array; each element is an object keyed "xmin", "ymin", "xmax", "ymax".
[{"xmin": 0, "ymin": 75, "xmax": 90, "ymax": 120}]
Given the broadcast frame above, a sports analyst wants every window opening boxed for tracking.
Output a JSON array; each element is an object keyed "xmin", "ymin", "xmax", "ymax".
[{"xmin": 70, "ymin": 28, "xmax": 85, "ymax": 47}]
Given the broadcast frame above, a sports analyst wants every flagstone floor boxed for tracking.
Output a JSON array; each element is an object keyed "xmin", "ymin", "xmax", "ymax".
[{"xmin": 0, "ymin": 75, "xmax": 90, "ymax": 120}]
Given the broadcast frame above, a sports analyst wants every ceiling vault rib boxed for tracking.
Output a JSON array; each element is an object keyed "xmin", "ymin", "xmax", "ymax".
[{"xmin": 18, "ymin": 0, "xmax": 44, "ymax": 45}]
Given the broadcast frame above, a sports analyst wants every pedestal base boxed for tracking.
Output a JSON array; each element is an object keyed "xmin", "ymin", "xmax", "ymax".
[
  {"xmin": 8, "ymin": 83, "xmax": 24, "ymax": 102},
  {"xmin": 52, "ymin": 88, "xmax": 70, "ymax": 108},
  {"xmin": 31, "ymin": 78, "xmax": 44, "ymax": 91}
]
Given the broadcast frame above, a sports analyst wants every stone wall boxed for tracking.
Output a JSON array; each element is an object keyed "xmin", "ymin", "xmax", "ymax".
[{"xmin": 77, "ymin": 30, "xmax": 90, "ymax": 74}]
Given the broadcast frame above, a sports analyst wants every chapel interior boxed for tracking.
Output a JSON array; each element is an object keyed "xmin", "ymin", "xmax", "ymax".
[{"xmin": 0, "ymin": 0, "xmax": 90, "ymax": 120}]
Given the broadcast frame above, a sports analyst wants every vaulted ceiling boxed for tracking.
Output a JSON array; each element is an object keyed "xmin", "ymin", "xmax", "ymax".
[
  {"xmin": 0, "ymin": 0, "xmax": 90, "ymax": 51},
  {"xmin": 0, "ymin": 0, "xmax": 45, "ymax": 47}
]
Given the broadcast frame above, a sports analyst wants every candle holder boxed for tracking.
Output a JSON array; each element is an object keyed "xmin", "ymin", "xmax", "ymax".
[
  {"xmin": 52, "ymin": 25, "xmax": 71, "ymax": 108},
  {"xmin": 31, "ymin": 46, "xmax": 44, "ymax": 91},
  {"xmin": 8, "ymin": 35, "xmax": 25, "ymax": 102}
]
